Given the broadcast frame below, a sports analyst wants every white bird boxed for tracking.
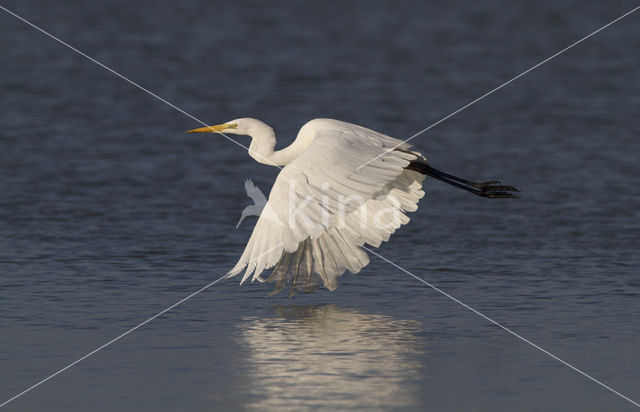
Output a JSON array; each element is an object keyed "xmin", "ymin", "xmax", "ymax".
[{"xmin": 188, "ymin": 118, "xmax": 518, "ymax": 297}]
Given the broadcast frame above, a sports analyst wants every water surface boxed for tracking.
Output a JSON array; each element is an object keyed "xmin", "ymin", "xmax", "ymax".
[{"xmin": 1, "ymin": 0, "xmax": 640, "ymax": 410}]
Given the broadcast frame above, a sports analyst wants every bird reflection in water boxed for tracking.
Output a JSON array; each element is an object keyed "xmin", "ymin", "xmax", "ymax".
[{"xmin": 239, "ymin": 305, "xmax": 425, "ymax": 410}]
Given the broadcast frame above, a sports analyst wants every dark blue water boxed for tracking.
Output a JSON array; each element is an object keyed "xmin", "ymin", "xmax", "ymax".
[{"xmin": 1, "ymin": 1, "xmax": 640, "ymax": 410}]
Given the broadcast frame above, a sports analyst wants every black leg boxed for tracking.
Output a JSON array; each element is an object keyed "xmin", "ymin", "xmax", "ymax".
[{"xmin": 406, "ymin": 162, "xmax": 519, "ymax": 199}]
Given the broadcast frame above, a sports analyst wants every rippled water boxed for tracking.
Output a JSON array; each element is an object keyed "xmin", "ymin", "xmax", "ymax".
[{"xmin": 1, "ymin": 0, "xmax": 640, "ymax": 410}]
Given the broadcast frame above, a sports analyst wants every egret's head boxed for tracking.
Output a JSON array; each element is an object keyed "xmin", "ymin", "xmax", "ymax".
[{"xmin": 186, "ymin": 118, "xmax": 269, "ymax": 136}]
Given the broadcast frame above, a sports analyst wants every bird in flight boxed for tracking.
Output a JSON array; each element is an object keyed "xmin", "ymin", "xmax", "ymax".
[{"xmin": 188, "ymin": 118, "xmax": 518, "ymax": 297}]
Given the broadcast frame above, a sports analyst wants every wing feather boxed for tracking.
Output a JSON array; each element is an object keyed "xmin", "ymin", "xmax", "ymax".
[{"xmin": 227, "ymin": 119, "xmax": 426, "ymax": 294}]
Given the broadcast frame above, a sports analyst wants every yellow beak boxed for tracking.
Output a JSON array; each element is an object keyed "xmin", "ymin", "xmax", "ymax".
[{"xmin": 185, "ymin": 123, "xmax": 234, "ymax": 133}]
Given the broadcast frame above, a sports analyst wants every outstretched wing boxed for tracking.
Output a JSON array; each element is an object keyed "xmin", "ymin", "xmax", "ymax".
[{"xmin": 227, "ymin": 119, "xmax": 426, "ymax": 295}]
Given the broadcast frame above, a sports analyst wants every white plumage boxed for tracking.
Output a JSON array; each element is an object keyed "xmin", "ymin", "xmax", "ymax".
[{"xmin": 187, "ymin": 117, "xmax": 517, "ymax": 296}]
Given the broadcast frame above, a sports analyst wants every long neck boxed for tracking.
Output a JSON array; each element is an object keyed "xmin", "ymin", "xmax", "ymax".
[{"xmin": 248, "ymin": 124, "xmax": 314, "ymax": 167}]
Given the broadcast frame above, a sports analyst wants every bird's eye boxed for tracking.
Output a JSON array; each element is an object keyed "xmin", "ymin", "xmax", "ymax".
[{"xmin": 229, "ymin": 123, "xmax": 238, "ymax": 129}]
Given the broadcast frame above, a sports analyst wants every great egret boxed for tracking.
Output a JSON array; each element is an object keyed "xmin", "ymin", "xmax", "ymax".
[{"xmin": 187, "ymin": 118, "xmax": 518, "ymax": 296}]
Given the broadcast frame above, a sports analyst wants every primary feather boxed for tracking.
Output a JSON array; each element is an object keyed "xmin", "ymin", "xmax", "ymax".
[{"xmin": 225, "ymin": 119, "xmax": 426, "ymax": 296}]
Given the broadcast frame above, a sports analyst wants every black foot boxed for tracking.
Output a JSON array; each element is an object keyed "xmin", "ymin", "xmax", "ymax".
[
  {"xmin": 476, "ymin": 181, "xmax": 520, "ymax": 198},
  {"xmin": 475, "ymin": 180, "xmax": 501, "ymax": 187},
  {"xmin": 407, "ymin": 162, "xmax": 520, "ymax": 199}
]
